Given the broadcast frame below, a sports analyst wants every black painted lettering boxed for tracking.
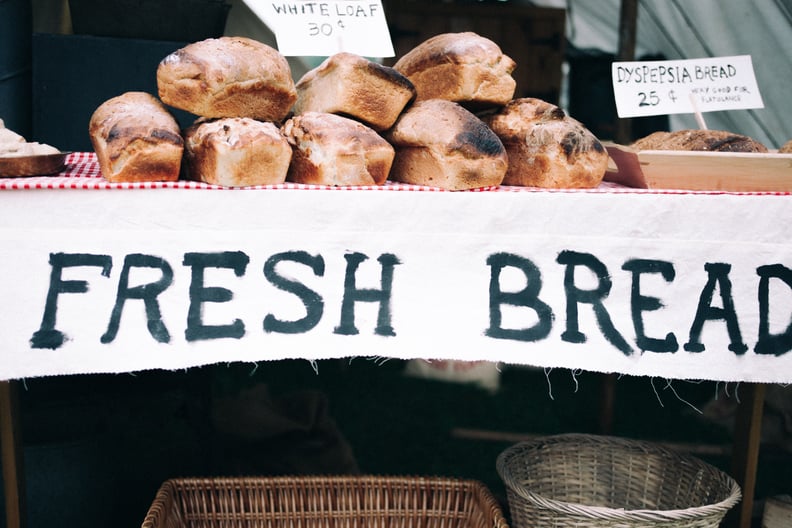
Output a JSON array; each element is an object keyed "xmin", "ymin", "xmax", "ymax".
[
  {"xmin": 263, "ymin": 251, "xmax": 325, "ymax": 334},
  {"xmin": 557, "ymin": 250, "xmax": 633, "ymax": 355},
  {"xmin": 334, "ymin": 252, "xmax": 400, "ymax": 336},
  {"xmin": 485, "ymin": 252, "xmax": 553, "ymax": 342},
  {"xmin": 30, "ymin": 253, "xmax": 112, "ymax": 349},
  {"xmin": 101, "ymin": 254, "xmax": 174, "ymax": 344},
  {"xmin": 622, "ymin": 259, "xmax": 679, "ymax": 353},
  {"xmin": 755, "ymin": 264, "xmax": 792, "ymax": 356},
  {"xmin": 684, "ymin": 262, "xmax": 747, "ymax": 354},
  {"xmin": 183, "ymin": 251, "xmax": 248, "ymax": 342}
]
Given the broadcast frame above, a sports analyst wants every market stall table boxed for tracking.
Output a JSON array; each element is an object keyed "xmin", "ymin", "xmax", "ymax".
[{"xmin": 2, "ymin": 152, "xmax": 791, "ymax": 528}]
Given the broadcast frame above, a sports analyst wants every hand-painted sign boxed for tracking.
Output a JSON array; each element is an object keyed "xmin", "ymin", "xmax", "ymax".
[{"xmin": 2, "ymin": 185, "xmax": 792, "ymax": 383}]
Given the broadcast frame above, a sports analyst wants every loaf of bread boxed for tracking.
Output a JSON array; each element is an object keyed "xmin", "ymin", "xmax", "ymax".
[
  {"xmin": 89, "ymin": 91, "xmax": 183, "ymax": 183},
  {"xmin": 484, "ymin": 98, "xmax": 609, "ymax": 189},
  {"xmin": 293, "ymin": 53, "xmax": 416, "ymax": 132},
  {"xmin": 393, "ymin": 32, "xmax": 516, "ymax": 108},
  {"xmin": 632, "ymin": 129, "xmax": 768, "ymax": 153},
  {"xmin": 384, "ymin": 99, "xmax": 508, "ymax": 190},
  {"xmin": 777, "ymin": 140, "xmax": 792, "ymax": 153},
  {"xmin": 184, "ymin": 118, "xmax": 292, "ymax": 187},
  {"xmin": 157, "ymin": 36, "xmax": 296, "ymax": 122},
  {"xmin": 281, "ymin": 112, "xmax": 394, "ymax": 186}
]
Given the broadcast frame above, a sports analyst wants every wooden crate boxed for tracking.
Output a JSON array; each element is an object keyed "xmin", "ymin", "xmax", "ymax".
[{"xmin": 383, "ymin": 1, "xmax": 566, "ymax": 104}]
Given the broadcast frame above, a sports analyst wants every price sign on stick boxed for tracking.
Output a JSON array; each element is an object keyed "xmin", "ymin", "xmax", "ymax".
[
  {"xmin": 612, "ymin": 55, "xmax": 764, "ymax": 118},
  {"xmin": 241, "ymin": 0, "xmax": 394, "ymax": 58}
]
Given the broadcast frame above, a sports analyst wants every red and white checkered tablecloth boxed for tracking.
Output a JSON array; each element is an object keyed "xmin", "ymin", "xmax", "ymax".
[
  {"xmin": 0, "ymin": 152, "xmax": 644, "ymax": 193},
  {"xmin": 1, "ymin": 152, "xmax": 786, "ymax": 195}
]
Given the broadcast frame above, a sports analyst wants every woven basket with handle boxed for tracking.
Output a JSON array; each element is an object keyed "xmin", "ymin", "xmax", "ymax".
[
  {"xmin": 142, "ymin": 475, "xmax": 510, "ymax": 528},
  {"xmin": 497, "ymin": 433, "xmax": 741, "ymax": 528}
]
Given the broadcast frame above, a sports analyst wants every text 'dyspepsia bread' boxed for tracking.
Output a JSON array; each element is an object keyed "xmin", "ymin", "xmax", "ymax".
[
  {"xmin": 385, "ymin": 99, "xmax": 508, "ymax": 190},
  {"xmin": 632, "ymin": 129, "xmax": 768, "ymax": 153},
  {"xmin": 393, "ymin": 32, "xmax": 516, "ymax": 108},
  {"xmin": 89, "ymin": 91, "xmax": 183, "ymax": 183},
  {"xmin": 281, "ymin": 112, "xmax": 394, "ymax": 186},
  {"xmin": 157, "ymin": 36, "xmax": 297, "ymax": 122},
  {"xmin": 184, "ymin": 118, "xmax": 292, "ymax": 187},
  {"xmin": 294, "ymin": 52, "xmax": 416, "ymax": 132},
  {"xmin": 484, "ymin": 98, "xmax": 609, "ymax": 189}
]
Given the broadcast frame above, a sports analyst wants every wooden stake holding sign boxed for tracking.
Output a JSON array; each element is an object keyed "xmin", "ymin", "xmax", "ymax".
[{"xmin": 606, "ymin": 55, "xmax": 792, "ymax": 192}]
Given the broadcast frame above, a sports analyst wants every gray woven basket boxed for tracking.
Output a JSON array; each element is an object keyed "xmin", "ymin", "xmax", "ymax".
[{"xmin": 497, "ymin": 434, "xmax": 741, "ymax": 528}]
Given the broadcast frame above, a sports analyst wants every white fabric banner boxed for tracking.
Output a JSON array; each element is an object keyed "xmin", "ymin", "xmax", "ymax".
[{"xmin": 2, "ymin": 184, "xmax": 792, "ymax": 383}]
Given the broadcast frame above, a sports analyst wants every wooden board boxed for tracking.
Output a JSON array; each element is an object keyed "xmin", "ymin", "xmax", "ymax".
[{"xmin": 605, "ymin": 143, "xmax": 792, "ymax": 192}]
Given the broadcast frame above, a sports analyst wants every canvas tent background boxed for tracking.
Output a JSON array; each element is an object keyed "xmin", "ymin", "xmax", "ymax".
[{"xmin": 530, "ymin": 0, "xmax": 792, "ymax": 149}]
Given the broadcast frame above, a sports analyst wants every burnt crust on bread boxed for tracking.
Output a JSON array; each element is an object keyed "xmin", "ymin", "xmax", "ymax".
[
  {"xmin": 281, "ymin": 112, "xmax": 394, "ymax": 186},
  {"xmin": 393, "ymin": 32, "xmax": 516, "ymax": 107},
  {"xmin": 385, "ymin": 99, "xmax": 508, "ymax": 190},
  {"xmin": 484, "ymin": 98, "xmax": 608, "ymax": 188},
  {"xmin": 632, "ymin": 129, "xmax": 768, "ymax": 153},
  {"xmin": 294, "ymin": 53, "xmax": 415, "ymax": 131},
  {"xmin": 89, "ymin": 91, "xmax": 183, "ymax": 182},
  {"xmin": 354, "ymin": 56, "xmax": 416, "ymax": 91},
  {"xmin": 157, "ymin": 36, "xmax": 297, "ymax": 122}
]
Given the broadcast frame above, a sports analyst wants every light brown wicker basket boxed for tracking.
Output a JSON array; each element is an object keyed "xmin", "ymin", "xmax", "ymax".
[
  {"xmin": 497, "ymin": 434, "xmax": 741, "ymax": 528},
  {"xmin": 141, "ymin": 475, "xmax": 510, "ymax": 528}
]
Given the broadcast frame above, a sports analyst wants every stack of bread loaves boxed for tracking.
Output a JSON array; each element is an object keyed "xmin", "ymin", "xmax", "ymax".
[
  {"xmin": 90, "ymin": 37, "xmax": 296, "ymax": 186},
  {"xmin": 88, "ymin": 32, "xmax": 611, "ymax": 189}
]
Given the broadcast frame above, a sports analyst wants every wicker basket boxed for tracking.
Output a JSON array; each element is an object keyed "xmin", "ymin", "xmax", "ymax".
[
  {"xmin": 497, "ymin": 434, "xmax": 741, "ymax": 528},
  {"xmin": 141, "ymin": 475, "xmax": 510, "ymax": 528}
]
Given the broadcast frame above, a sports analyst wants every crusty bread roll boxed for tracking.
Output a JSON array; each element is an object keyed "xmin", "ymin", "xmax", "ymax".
[
  {"xmin": 384, "ymin": 99, "xmax": 508, "ymax": 190},
  {"xmin": 484, "ymin": 98, "xmax": 608, "ymax": 189},
  {"xmin": 780, "ymin": 140, "xmax": 792, "ymax": 153},
  {"xmin": 632, "ymin": 129, "xmax": 768, "ymax": 153},
  {"xmin": 281, "ymin": 112, "xmax": 394, "ymax": 186},
  {"xmin": 157, "ymin": 36, "xmax": 297, "ymax": 122},
  {"xmin": 393, "ymin": 32, "xmax": 516, "ymax": 108},
  {"xmin": 89, "ymin": 91, "xmax": 183, "ymax": 183},
  {"xmin": 184, "ymin": 118, "xmax": 292, "ymax": 187},
  {"xmin": 293, "ymin": 53, "xmax": 416, "ymax": 132}
]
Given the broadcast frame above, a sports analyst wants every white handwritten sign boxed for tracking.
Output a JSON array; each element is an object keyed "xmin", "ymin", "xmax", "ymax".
[
  {"xmin": 2, "ymin": 186, "xmax": 792, "ymax": 383},
  {"xmin": 612, "ymin": 55, "xmax": 764, "ymax": 118},
  {"xmin": 241, "ymin": 0, "xmax": 394, "ymax": 58}
]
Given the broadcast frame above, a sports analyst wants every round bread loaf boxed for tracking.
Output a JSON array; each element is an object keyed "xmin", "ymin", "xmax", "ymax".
[
  {"xmin": 484, "ymin": 98, "xmax": 608, "ymax": 189},
  {"xmin": 281, "ymin": 112, "xmax": 394, "ymax": 186},
  {"xmin": 294, "ymin": 52, "xmax": 416, "ymax": 131},
  {"xmin": 89, "ymin": 91, "xmax": 183, "ymax": 183},
  {"xmin": 157, "ymin": 36, "xmax": 297, "ymax": 122},
  {"xmin": 393, "ymin": 32, "xmax": 516, "ymax": 108},
  {"xmin": 184, "ymin": 118, "xmax": 292, "ymax": 187},
  {"xmin": 632, "ymin": 129, "xmax": 768, "ymax": 152},
  {"xmin": 780, "ymin": 139, "xmax": 792, "ymax": 153},
  {"xmin": 385, "ymin": 99, "xmax": 508, "ymax": 190}
]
